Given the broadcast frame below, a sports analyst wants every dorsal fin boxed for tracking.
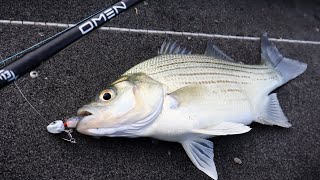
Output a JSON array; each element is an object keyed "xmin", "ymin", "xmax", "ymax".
[
  {"xmin": 158, "ymin": 41, "xmax": 192, "ymax": 55},
  {"xmin": 204, "ymin": 42, "xmax": 234, "ymax": 62}
]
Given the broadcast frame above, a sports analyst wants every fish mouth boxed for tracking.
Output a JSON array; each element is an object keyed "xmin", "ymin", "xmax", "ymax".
[
  {"xmin": 77, "ymin": 110, "xmax": 93, "ymax": 116},
  {"xmin": 77, "ymin": 105, "xmax": 96, "ymax": 117}
]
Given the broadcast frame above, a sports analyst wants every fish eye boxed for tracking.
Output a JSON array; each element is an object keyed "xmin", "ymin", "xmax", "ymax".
[
  {"xmin": 99, "ymin": 89, "xmax": 115, "ymax": 101},
  {"xmin": 103, "ymin": 93, "xmax": 111, "ymax": 100}
]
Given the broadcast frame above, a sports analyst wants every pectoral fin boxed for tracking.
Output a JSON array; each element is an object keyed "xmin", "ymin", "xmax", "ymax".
[
  {"xmin": 167, "ymin": 85, "xmax": 209, "ymax": 106},
  {"xmin": 192, "ymin": 122, "xmax": 251, "ymax": 136},
  {"xmin": 181, "ymin": 138, "xmax": 217, "ymax": 180}
]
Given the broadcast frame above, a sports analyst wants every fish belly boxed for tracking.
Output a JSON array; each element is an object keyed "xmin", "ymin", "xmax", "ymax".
[{"xmin": 143, "ymin": 85, "xmax": 255, "ymax": 141}]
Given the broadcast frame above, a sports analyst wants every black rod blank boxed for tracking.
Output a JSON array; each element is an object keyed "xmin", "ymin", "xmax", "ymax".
[{"xmin": 0, "ymin": 0, "xmax": 141, "ymax": 89}]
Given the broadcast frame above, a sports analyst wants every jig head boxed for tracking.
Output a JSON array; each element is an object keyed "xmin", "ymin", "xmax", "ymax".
[{"xmin": 47, "ymin": 116, "xmax": 82, "ymax": 143}]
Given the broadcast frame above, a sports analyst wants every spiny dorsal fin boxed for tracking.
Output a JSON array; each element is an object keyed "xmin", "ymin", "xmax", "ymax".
[
  {"xmin": 204, "ymin": 42, "xmax": 234, "ymax": 62},
  {"xmin": 158, "ymin": 40, "xmax": 191, "ymax": 55}
]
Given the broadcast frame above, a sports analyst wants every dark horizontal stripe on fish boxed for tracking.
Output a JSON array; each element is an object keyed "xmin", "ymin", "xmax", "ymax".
[
  {"xmin": 255, "ymin": 75, "xmax": 278, "ymax": 81},
  {"xmin": 150, "ymin": 66, "xmax": 274, "ymax": 75},
  {"xmin": 222, "ymin": 89, "xmax": 242, "ymax": 92},
  {"xmin": 181, "ymin": 80, "xmax": 249, "ymax": 85},
  {"xmin": 166, "ymin": 72, "xmax": 251, "ymax": 79},
  {"xmin": 156, "ymin": 56, "xmax": 269, "ymax": 70},
  {"xmin": 200, "ymin": 57, "xmax": 269, "ymax": 70}
]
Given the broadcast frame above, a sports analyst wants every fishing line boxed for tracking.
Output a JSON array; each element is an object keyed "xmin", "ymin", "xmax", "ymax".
[
  {"xmin": 14, "ymin": 76, "xmax": 76, "ymax": 142},
  {"xmin": 0, "ymin": 0, "xmax": 142, "ymax": 142},
  {"xmin": 14, "ymin": 81, "xmax": 49, "ymax": 123},
  {"xmin": 0, "ymin": 48, "xmax": 49, "ymax": 123},
  {"xmin": 0, "ymin": 50, "xmax": 4, "ymax": 68}
]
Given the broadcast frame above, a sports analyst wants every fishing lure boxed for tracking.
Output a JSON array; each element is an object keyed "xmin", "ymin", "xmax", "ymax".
[{"xmin": 47, "ymin": 116, "xmax": 82, "ymax": 143}]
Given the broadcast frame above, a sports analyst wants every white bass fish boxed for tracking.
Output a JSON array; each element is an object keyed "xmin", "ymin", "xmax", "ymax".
[{"xmin": 71, "ymin": 34, "xmax": 307, "ymax": 179}]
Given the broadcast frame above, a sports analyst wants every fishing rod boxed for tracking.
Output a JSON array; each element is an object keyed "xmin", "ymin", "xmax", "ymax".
[{"xmin": 0, "ymin": 0, "xmax": 142, "ymax": 89}]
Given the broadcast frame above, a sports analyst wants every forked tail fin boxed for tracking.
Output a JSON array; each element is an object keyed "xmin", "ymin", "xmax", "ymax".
[{"xmin": 261, "ymin": 33, "xmax": 307, "ymax": 84}]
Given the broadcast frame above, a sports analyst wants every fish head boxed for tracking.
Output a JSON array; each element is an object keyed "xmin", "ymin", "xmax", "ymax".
[{"xmin": 76, "ymin": 73, "xmax": 164, "ymax": 137}]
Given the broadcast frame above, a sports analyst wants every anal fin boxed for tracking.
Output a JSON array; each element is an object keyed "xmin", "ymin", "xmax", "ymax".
[
  {"xmin": 256, "ymin": 93, "xmax": 292, "ymax": 128},
  {"xmin": 181, "ymin": 138, "xmax": 217, "ymax": 180},
  {"xmin": 192, "ymin": 122, "xmax": 251, "ymax": 136}
]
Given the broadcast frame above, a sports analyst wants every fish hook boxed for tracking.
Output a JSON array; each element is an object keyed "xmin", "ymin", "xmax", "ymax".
[{"xmin": 62, "ymin": 129, "xmax": 77, "ymax": 143}]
